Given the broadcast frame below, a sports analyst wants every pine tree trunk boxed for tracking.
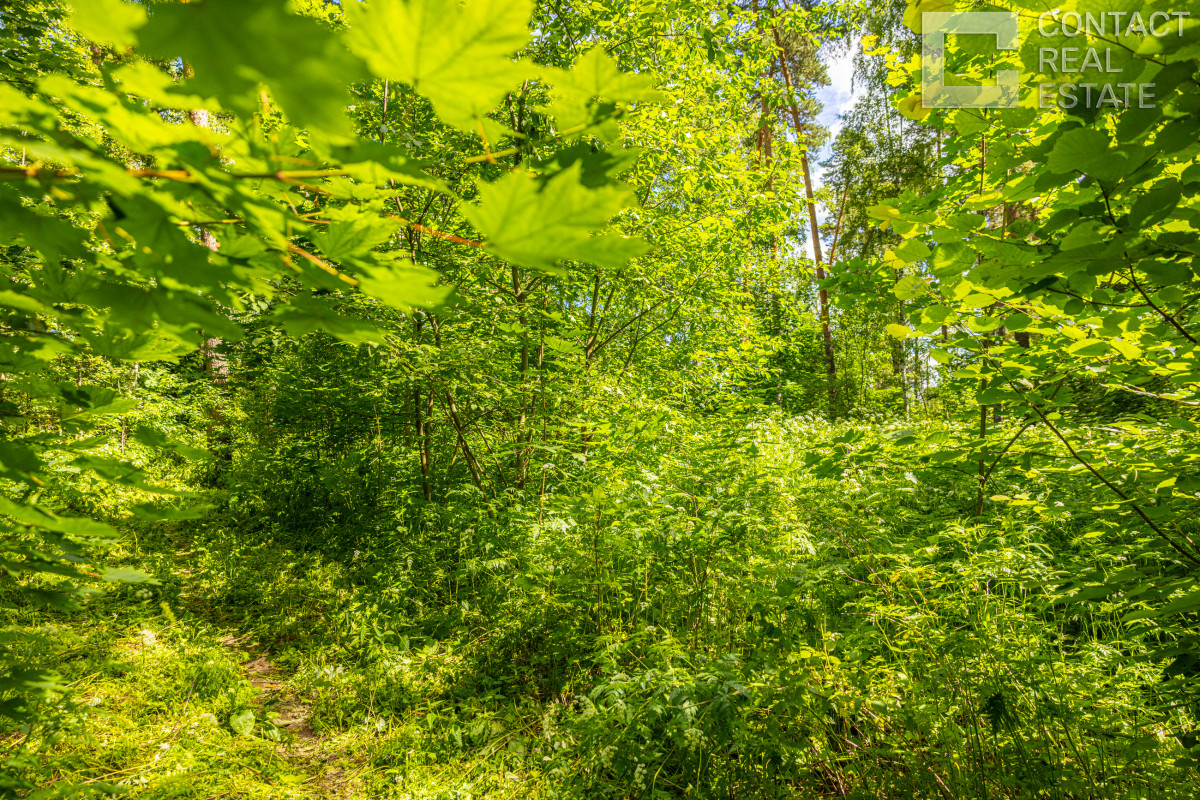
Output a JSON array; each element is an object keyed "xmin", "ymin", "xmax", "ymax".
[{"xmin": 772, "ymin": 28, "xmax": 837, "ymax": 417}]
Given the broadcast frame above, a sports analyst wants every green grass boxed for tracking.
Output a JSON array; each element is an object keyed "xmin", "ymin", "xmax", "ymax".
[
  {"xmin": 5, "ymin": 418, "xmax": 1199, "ymax": 799},
  {"xmin": 5, "ymin": 520, "xmax": 560, "ymax": 799}
]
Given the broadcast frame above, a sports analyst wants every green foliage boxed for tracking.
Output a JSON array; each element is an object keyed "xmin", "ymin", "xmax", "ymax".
[
  {"xmin": 9, "ymin": 416, "xmax": 1200, "ymax": 797},
  {"xmin": 4, "ymin": 0, "xmax": 1199, "ymax": 798},
  {"xmin": 0, "ymin": 0, "xmax": 653, "ymax": 736},
  {"xmin": 831, "ymin": 0, "xmax": 1200, "ymax": 758},
  {"xmin": 344, "ymin": 0, "xmax": 535, "ymax": 133}
]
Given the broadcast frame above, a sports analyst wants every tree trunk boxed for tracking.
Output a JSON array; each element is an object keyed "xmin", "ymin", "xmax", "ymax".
[
  {"xmin": 772, "ymin": 28, "xmax": 837, "ymax": 417},
  {"xmin": 190, "ymin": 108, "xmax": 230, "ymax": 475}
]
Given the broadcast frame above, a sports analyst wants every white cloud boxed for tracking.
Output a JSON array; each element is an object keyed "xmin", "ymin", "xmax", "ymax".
[
  {"xmin": 808, "ymin": 40, "xmax": 862, "ymax": 239},
  {"xmin": 816, "ymin": 43, "xmax": 859, "ymax": 148}
]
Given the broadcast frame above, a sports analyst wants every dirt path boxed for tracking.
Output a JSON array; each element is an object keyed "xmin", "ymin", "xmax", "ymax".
[
  {"xmin": 241, "ymin": 654, "xmax": 318, "ymax": 744},
  {"xmin": 218, "ymin": 637, "xmax": 365, "ymax": 797}
]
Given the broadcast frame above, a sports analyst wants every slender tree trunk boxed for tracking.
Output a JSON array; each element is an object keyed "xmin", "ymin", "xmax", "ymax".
[
  {"xmin": 975, "ymin": 378, "xmax": 988, "ymax": 517},
  {"xmin": 414, "ymin": 385, "xmax": 432, "ymax": 501},
  {"xmin": 506, "ymin": 264, "xmax": 536, "ymax": 486},
  {"xmin": 444, "ymin": 389, "xmax": 486, "ymax": 495},
  {"xmin": 772, "ymin": 29, "xmax": 837, "ymax": 416},
  {"xmin": 119, "ymin": 361, "xmax": 138, "ymax": 454},
  {"xmin": 828, "ymin": 188, "xmax": 848, "ymax": 267},
  {"xmin": 755, "ymin": 86, "xmax": 784, "ymax": 405},
  {"xmin": 189, "ymin": 108, "xmax": 230, "ymax": 476}
]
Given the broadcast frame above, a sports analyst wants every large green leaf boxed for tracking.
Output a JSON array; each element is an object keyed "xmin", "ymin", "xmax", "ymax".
[
  {"xmin": 549, "ymin": 48, "xmax": 664, "ymax": 132},
  {"xmin": 69, "ymin": 0, "xmax": 146, "ymax": 48},
  {"xmin": 345, "ymin": 0, "xmax": 534, "ymax": 132},
  {"xmin": 138, "ymin": 0, "xmax": 367, "ymax": 136},
  {"xmin": 462, "ymin": 164, "xmax": 641, "ymax": 272},
  {"xmin": 355, "ymin": 256, "xmax": 449, "ymax": 310},
  {"xmin": 0, "ymin": 496, "xmax": 118, "ymax": 539},
  {"xmin": 229, "ymin": 709, "xmax": 255, "ymax": 737},
  {"xmin": 316, "ymin": 207, "xmax": 400, "ymax": 262},
  {"xmin": 552, "ymin": 48, "xmax": 663, "ymax": 104},
  {"xmin": 1047, "ymin": 128, "xmax": 1110, "ymax": 175}
]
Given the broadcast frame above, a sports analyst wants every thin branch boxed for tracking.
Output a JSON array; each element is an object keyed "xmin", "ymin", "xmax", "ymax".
[
  {"xmin": 286, "ymin": 244, "xmax": 359, "ymax": 287},
  {"xmin": 999, "ymin": 372, "xmax": 1200, "ymax": 568}
]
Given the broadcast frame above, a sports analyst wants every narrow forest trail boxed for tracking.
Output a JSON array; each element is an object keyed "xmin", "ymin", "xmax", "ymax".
[
  {"xmin": 229, "ymin": 644, "xmax": 355, "ymax": 798},
  {"xmin": 23, "ymin": 525, "xmax": 547, "ymax": 799}
]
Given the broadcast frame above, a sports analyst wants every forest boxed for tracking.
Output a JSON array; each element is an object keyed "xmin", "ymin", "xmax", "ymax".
[{"xmin": 1, "ymin": 0, "xmax": 1199, "ymax": 797}]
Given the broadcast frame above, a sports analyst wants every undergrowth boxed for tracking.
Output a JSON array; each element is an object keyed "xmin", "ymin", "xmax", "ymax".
[{"xmin": 5, "ymin": 415, "xmax": 1198, "ymax": 799}]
